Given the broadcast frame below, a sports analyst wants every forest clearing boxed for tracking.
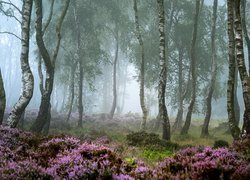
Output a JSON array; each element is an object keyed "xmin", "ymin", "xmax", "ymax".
[{"xmin": 0, "ymin": 0, "xmax": 250, "ymax": 179}]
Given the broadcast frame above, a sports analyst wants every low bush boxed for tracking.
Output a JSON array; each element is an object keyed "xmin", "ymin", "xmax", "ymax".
[{"xmin": 213, "ymin": 139, "xmax": 229, "ymax": 148}]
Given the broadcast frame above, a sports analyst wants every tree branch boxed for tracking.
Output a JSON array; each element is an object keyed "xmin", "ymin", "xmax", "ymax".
[
  {"xmin": 0, "ymin": 1, "xmax": 22, "ymax": 14},
  {"xmin": 42, "ymin": 0, "xmax": 55, "ymax": 35},
  {"xmin": 0, "ymin": 31, "xmax": 21, "ymax": 40}
]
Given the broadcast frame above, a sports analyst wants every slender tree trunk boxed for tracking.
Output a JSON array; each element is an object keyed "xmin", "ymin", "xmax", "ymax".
[
  {"xmin": 73, "ymin": 1, "xmax": 84, "ymax": 127},
  {"xmin": 227, "ymin": 0, "xmax": 240, "ymax": 140},
  {"xmin": 7, "ymin": 0, "xmax": 34, "ymax": 128},
  {"xmin": 133, "ymin": 0, "xmax": 148, "ymax": 131},
  {"xmin": 0, "ymin": 69, "xmax": 6, "ymax": 124},
  {"xmin": 241, "ymin": 0, "xmax": 250, "ymax": 73},
  {"xmin": 31, "ymin": 0, "xmax": 70, "ymax": 133},
  {"xmin": 234, "ymin": 68, "xmax": 240, "ymax": 126},
  {"xmin": 181, "ymin": 0, "xmax": 201, "ymax": 135},
  {"xmin": 173, "ymin": 47, "xmax": 184, "ymax": 131},
  {"xmin": 110, "ymin": 40, "xmax": 119, "ymax": 119},
  {"xmin": 67, "ymin": 61, "xmax": 77, "ymax": 122},
  {"xmin": 234, "ymin": 0, "xmax": 250, "ymax": 137},
  {"xmin": 201, "ymin": 0, "xmax": 218, "ymax": 137},
  {"xmin": 156, "ymin": 0, "xmax": 171, "ymax": 141}
]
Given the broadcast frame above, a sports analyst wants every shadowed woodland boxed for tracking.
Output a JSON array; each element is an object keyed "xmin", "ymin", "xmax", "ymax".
[{"xmin": 0, "ymin": 0, "xmax": 250, "ymax": 179}]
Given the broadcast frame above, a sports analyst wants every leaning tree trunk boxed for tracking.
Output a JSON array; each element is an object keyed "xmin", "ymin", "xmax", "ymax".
[
  {"xmin": 241, "ymin": 0, "xmax": 250, "ymax": 73},
  {"xmin": 227, "ymin": 0, "xmax": 240, "ymax": 140},
  {"xmin": 181, "ymin": 0, "xmax": 200, "ymax": 135},
  {"xmin": 0, "ymin": 68, "xmax": 6, "ymax": 124},
  {"xmin": 133, "ymin": 0, "xmax": 148, "ymax": 131},
  {"xmin": 201, "ymin": 0, "xmax": 218, "ymax": 137},
  {"xmin": 110, "ymin": 40, "xmax": 119, "ymax": 119},
  {"xmin": 7, "ymin": 0, "xmax": 34, "ymax": 128},
  {"xmin": 31, "ymin": 0, "xmax": 69, "ymax": 133},
  {"xmin": 156, "ymin": 0, "xmax": 171, "ymax": 141},
  {"xmin": 234, "ymin": 0, "xmax": 250, "ymax": 137}
]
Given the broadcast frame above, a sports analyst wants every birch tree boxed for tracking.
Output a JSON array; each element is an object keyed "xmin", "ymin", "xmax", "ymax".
[
  {"xmin": 7, "ymin": 0, "xmax": 33, "ymax": 128},
  {"xmin": 201, "ymin": 0, "xmax": 218, "ymax": 137},
  {"xmin": 133, "ymin": 0, "xmax": 148, "ymax": 130},
  {"xmin": 156, "ymin": 0, "xmax": 171, "ymax": 140},
  {"xmin": 31, "ymin": 0, "xmax": 70, "ymax": 133},
  {"xmin": 181, "ymin": 0, "xmax": 201, "ymax": 135}
]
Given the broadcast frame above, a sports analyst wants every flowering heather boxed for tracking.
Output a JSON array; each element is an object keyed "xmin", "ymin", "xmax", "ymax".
[{"xmin": 0, "ymin": 126, "xmax": 249, "ymax": 179}]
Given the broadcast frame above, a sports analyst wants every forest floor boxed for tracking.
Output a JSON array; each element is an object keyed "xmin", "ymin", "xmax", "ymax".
[
  {"xmin": 1, "ymin": 110, "xmax": 249, "ymax": 179},
  {"xmin": 12, "ymin": 110, "xmax": 233, "ymax": 165}
]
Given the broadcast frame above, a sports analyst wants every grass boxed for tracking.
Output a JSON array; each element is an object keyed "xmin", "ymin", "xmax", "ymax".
[{"xmin": 43, "ymin": 117, "xmax": 234, "ymax": 165}]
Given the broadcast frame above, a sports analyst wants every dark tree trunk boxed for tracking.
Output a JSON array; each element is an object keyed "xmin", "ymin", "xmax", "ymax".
[
  {"xmin": 7, "ymin": 0, "xmax": 34, "ymax": 128},
  {"xmin": 156, "ymin": 0, "xmax": 171, "ymax": 141},
  {"xmin": 133, "ymin": 0, "xmax": 148, "ymax": 131},
  {"xmin": 181, "ymin": 0, "xmax": 201, "ymax": 135},
  {"xmin": 234, "ymin": 0, "xmax": 250, "ymax": 137},
  {"xmin": 31, "ymin": 0, "xmax": 70, "ymax": 133},
  {"xmin": 110, "ymin": 40, "xmax": 119, "ymax": 119},
  {"xmin": 67, "ymin": 61, "xmax": 77, "ymax": 122},
  {"xmin": 201, "ymin": 0, "xmax": 218, "ymax": 138},
  {"xmin": 0, "ymin": 69, "xmax": 6, "ymax": 124}
]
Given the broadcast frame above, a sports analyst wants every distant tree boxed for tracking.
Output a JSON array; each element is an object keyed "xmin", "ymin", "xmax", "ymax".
[
  {"xmin": 7, "ymin": 0, "xmax": 34, "ymax": 128},
  {"xmin": 156, "ymin": 0, "xmax": 171, "ymax": 140},
  {"xmin": 201, "ymin": 0, "xmax": 218, "ymax": 137},
  {"xmin": 181, "ymin": 0, "xmax": 201, "ymax": 135},
  {"xmin": 227, "ymin": 0, "xmax": 240, "ymax": 140},
  {"xmin": 0, "ymin": 68, "xmax": 5, "ymax": 124},
  {"xmin": 133, "ymin": 0, "xmax": 148, "ymax": 130},
  {"xmin": 30, "ymin": 0, "xmax": 70, "ymax": 133}
]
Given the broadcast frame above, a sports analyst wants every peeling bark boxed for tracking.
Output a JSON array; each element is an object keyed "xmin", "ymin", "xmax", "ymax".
[
  {"xmin": 133, "ymin": 0, "xmax": 148, "ymax": 131},
  {"xmin": 157, "ymin": 0, "xmax": 171, "ymax": 140},
  {"xmin": 234, "ymin": 0, "xmax": 250, "ymax": 137},
  {"xmin": 7, "ymin": 0, "xmax": 34, "ymax": 128}
]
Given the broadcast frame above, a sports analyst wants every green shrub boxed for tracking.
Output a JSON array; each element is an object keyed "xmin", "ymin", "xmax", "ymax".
[{"xmin": 213, "ymin": 140, "xmax": 229, "ymax": 148}]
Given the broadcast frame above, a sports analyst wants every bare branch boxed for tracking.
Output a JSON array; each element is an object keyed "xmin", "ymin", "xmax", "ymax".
[
  {"xmin": 0, "ymin": 31, "xmax": 21, "ymax": 40},
  {"xmin": 42, "ymin": 0, "xmax": 55, "ymax": 35},
  {"xmin": 0, "ymin": 1, "xmax": 22, "ymax": 14},
  {"xmin": 0, "ymin": 7, "xmax": 21, "ymax": 24}
]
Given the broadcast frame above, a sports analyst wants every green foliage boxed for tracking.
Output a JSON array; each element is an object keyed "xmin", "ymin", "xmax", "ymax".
[
  {"xmin": 213, "ymin": 140, "xmax": 229, "ymax": 148},
  {"xmin": 142, "ymin": 148, "xmax": 173, "ymax": 162},
  {"xmin": 126, "ymin": 131, "xmax": 179, "ymax": 150}
]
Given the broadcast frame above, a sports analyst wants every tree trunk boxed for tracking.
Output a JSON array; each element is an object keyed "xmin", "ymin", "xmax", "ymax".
[
  {"xmin": 73, "ymin": 1, "xmax": 84, "ymax": 127},
  {"xmin": 241, "ymin": 0, "xmax": 250, "ymax": 73},
  {"xmin": 181, "ymin": 0, "xmax": 201, "ymax": 135},
  {"xmin": 0, "ymin": 69, "xmax": 6, "ymax": 124},
  {"xmin": 7, "ymin": 0, "xmax": 34, "ymax": 128},
  {"xmin": 227, "ymin": 0, "xmax": 240, "ymax": 140},
  {"xmin": 67, "ymin": 61, "xmax": 77, "ymax": 122},
  {"xmin": 172, "ymin": 47, "xmax": 184, "ymax": 131},
  {"xmin": 110, "ymin": 40, "xmax": 119, "ymax": 119},
  {"xmin": 133, "ymin": 0, "xmax": 148, "ymax": 131},
  {"xmin": 234, "ymin": 0, "xmax": 250, "ymax": 137},
  {"xmin": 31, "ymin": 0, "xmax": 70, "ymax": 133},
  {"xmin": 201, "ymin": 0, "xmax": 218, "ymax": 138},
  {"xmin": 156, "ymin": 0, "xmax": 171, "ymax": 141}
]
